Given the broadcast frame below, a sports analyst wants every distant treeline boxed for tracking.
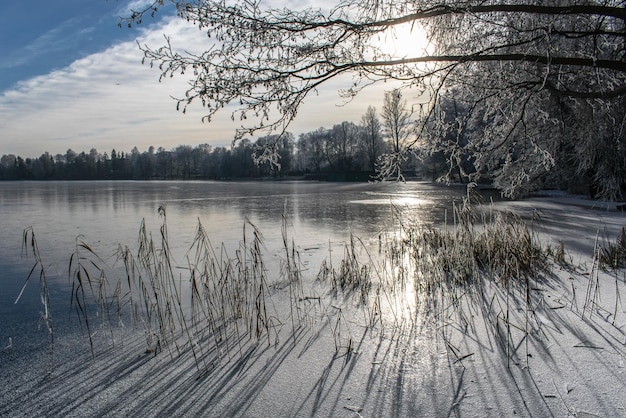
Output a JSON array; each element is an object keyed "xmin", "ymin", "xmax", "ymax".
[{"xmin": 0, "ymin": 122, "xmax": 449, "ymax": 182}]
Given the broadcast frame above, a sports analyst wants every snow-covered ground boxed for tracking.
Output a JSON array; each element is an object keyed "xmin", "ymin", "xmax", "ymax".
[{"xmin": 1, "ymin": 195, "xmax": 624, "ymax": 417}]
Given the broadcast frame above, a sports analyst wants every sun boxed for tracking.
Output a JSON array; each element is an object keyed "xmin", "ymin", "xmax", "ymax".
[{"xmin": 374, "ymin": 22, "xmax": 432, "ymax": 59}]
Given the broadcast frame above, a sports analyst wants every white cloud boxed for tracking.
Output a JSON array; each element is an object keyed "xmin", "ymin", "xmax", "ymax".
[
  {"xmin": 0, "ymin": 12, "xmax": 402, "ymax": 157},
  {"xmin": 0, "ymin": 17, "xmax": 234, "ymax": 156}
]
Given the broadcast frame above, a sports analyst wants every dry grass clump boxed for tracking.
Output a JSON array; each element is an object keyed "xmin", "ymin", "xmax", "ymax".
[
  {"xmin": 402, "ymin": 202, "xmax": 548, "ymax": 295},
  {"xmin": 17, "ymin": 206, "xmax": 327, "ymax": 372},
  {"xmin": 582, "ymin": 228, "xmax": 625, "ymax": 324},
  {"xmin": 599, "ymin": 227, "xmax": 626, "ymax": 270},
  {"xmin": 116, "ymin": 208, "xmax": 278, "ymax": 365},
  {"xmin": 17, "ymin": 228, "xmax": 53, "ymax": 342},
  {"xmin": 317, "ymin": 234, "xmax": 373, "ymax": 304},
  {"xmin": 26, "ymin": 206, "xmax": 282, "ymax": 369},
  {"xmin": 374, "ymin": 199, "xmax": 555, "ymax": 368}
]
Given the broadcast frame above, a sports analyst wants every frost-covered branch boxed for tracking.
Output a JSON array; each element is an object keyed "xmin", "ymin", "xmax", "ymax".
[{"xmin": 127, "ymin": 0, "xmax": 626, "ymax": 197}]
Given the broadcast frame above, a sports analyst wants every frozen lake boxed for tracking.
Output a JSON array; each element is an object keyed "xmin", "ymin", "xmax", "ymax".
[
  {"xmin": 2, "ymin": 181, "xmax": 624, "ymax": 417},
  {"xmin": 0, "ymin": 180, "xmax": 473, "ymax": 352}
]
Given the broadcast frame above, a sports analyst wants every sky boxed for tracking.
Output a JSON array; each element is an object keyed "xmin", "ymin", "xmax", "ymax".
[{"xmin": 0, "ymin": 0, "xmax": 402, "ymax": 158}]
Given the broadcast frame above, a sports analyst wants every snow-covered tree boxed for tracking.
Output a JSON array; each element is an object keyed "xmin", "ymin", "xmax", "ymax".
[
  {"xmin": 129, "ymin": 0, "xmax": 625, "ymax": 198},
  {"xmin": 380, "ymin": 89, "xmax": 413, "ymax": 180}
]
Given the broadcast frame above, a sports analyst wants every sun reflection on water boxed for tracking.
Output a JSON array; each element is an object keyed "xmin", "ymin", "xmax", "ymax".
[{"xmin": 349, "ymin": 196, "xmax": 431, "ymax": 206}]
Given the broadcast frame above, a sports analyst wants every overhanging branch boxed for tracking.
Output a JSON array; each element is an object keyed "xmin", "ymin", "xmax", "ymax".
[
  {"xmin": 369, "ymin": 4, "xmax": 626, "ymax": 28},
  {"xmin": 359, "ymin": 54, "xmax": 626, "ymax": 73}
]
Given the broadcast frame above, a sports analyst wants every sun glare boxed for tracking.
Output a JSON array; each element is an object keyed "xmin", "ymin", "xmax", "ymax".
[{"xmin": 374, "ymin": 23, "xmax": 432, "ymax": 59}]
